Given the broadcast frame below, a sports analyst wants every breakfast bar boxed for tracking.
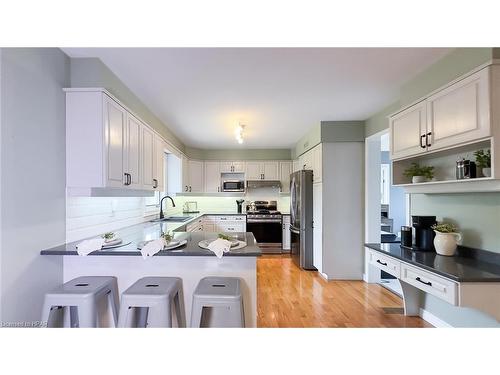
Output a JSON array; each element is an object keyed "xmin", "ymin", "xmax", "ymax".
[{"xmin": 41, "ymin": 221, "xmax": 261, "ymax": 327}]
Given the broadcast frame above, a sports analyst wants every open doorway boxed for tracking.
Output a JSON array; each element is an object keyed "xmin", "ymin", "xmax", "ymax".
[{"xmin": 365, "ymin": 130, "xmax": 409, "ymax": 295}]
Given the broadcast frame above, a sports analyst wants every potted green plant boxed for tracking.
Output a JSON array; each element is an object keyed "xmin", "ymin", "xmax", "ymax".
[
  {"xmin": 403, "ymin": 163, "xmax": 434, "ymax": 183},
  {"xmin": 431, "ymin": 222, "xmax": 462, "ymax": 256},
  {"xmin": 474, "ymin": 149, "xmax": 491, "ymax": 177}
]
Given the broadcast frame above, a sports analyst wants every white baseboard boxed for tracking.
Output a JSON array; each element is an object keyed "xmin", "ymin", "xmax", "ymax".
[
  {"xmin": 419, "ymin": 308, "xmax": 453, "ymax": 328},
  {"xmin": 362, "ymin": 273, "xmax": 368, "ymax": 282},
  {"xmin": 318, "ymin": 271, "xmax": 330, "ymax": 280}
]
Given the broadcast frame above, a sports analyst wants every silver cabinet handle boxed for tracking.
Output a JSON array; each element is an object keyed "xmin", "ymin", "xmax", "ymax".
[
  {"xmin": 189, "ymin": 186, "xmax": 192, "ymax": 192},
  {"xmin": 153, "ymin": 179, "xmax": 158, "ymax": 189},
  {"xmin": 124, "ymin": 173, "xmax": 131, "ymax": 186},
  {"xmin": 185, "ymin": 185, "xmax": 188, "ymax": 192}
]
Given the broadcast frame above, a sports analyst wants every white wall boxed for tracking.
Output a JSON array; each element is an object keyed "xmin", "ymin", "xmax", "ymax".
[{"xmin": 0, "ymin": 48, "xmax": 69, "ymax": 324}]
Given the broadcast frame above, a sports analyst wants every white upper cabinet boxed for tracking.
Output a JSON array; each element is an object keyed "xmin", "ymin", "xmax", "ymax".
[
  {"xmin": 312, "ymin": 144, "xmax": 322, "ymax": 183},
  {"xmin": 245, "ymin": 162, "xmax": 262, "ymax": 180},
  {"xmin": 245, "ymin": 161, "xmax": 280, "ymax": 180},
  {"xmin": 181, "ymin": 155, "xmax": 189, "ymax": 192},
  {"xmin": 188, "ymin": 160, "xmax": 204, "ymax": 193},
  {"xmin": 232, "ymin": 161, "xmax": 246, "ymax": 173},
  {"xmin": 390, "ymin": 101, "xmax": 427, "ymax": 160},
  {"xmin": 153, "ymin": 135, "xmax": 165, "ymax": 192},
  {"xmin": 390, "ymin": 66, "xmax": 494, "ymax": 160},
  {"xmin": 426, "ymin": 68, "xmax": 490, "ymax": 151},
  {"xmin": 125, "ymin": 113, "xmax": 142, "ymax": 189},
  {"xmin": 141, "ymin": 125, "xmax": 155, "ymax": 190},
  {"xmin": 204, "ymin": 161, "xmax": 221, "ymax": 192},
  {"xmin": 262, "ymin": 162, "xmax": 279, "ymax": 180},
  {"xmin": 220, "ymin": 161, "xmax": 245, "ymax": 173},
  {"xmin": 280, "ymin": 161, "xmax": 293, "ymax": 193},
  {"xmin": 66, "ymin": 88, "xmax": 171, "ymax": 196},
  {"xmin": 103, "ymin": 96, "xmax": 127, "ymax": 188}
]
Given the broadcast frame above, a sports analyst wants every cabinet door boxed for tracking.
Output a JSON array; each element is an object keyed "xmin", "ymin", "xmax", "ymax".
[
  {"xmin": 153, "ymin": 135, "xmax": 165, "ymax": 192},
  {"xmin": 219, "ymin": 161, "xmax": 233, "ymax": 173},
  {"xmin": 204, "ymin": 161, "xmax": 221, "ymax": 192},
  {"xmin": 262, "ymin": 161, "xmax": 279, "ymax": 180},
  {"xmin": 312, "ymin": 144, "xmax": 322, "ymax": 183},
  {"xmin": 181, "ymin": 155, "xmax": 189, "ymax": 192},
  {"xmin": 125, "ymin": 114, "xmax": 142, "ymax": 189},
  {"xmin": 313, "ymin": 183, "xmax": 322, "ymax": 272},
  {"xmin": 188, "ymin": 160, "xmax": 204, "ymax": 192},
  {"xmin": 282, "ymin": 215, "xmax": 291, "ymax": 250},
  {"xmin": 203, "ymin": 223, "xmax": 215, "ymax": 232},
  {"xmin": 141, "ymin": 125, "xmax": 155, "ymax": 189},
  {"xmin": 232, "ymin": 161, "xmax": 245, "ymax": 173},
  {"xmin": 246, "ymin": 162, "xmax": 262, "ymax": 180},
  {"xmin": 292, "ymin": 159, "xmax": 300, "ymax": 173},
  {"xmin": 280, "ymin": 161, "xmax": 292, "ymax": 193},
  {"xmin": 427, "ymin": 68, "xmax": 491, "ymax": 151},
  {"xmin": 390, "ymin": 101, "xmax": 427, "ymax": 160},
  {"xmin": 104, "ymin": 97, "xmax": 127, "ymax": 188}
]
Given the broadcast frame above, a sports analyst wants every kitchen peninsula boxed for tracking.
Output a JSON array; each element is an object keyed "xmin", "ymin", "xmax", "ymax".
[{"xmin": 41, "ymin": 217, "xmax": 261, "ymax": 327}]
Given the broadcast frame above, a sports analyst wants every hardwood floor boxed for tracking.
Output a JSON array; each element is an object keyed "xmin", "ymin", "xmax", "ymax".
[{"xmin": 257, "ymin": 255, "xmax": 432, "ymax": 328}]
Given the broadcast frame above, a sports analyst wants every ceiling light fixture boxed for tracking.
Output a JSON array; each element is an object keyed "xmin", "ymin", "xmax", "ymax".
[{"xmin": 235, "ymin": 123, "xmax": 245, "ymax": 144}]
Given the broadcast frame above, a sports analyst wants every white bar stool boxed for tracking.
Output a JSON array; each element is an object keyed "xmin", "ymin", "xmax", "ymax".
[
  {"xmin": 41, "ymin": 276, "xmax": 119, "ymax": 328},
  {"xmin": 117, "ymin": 277, "xmax": 186, "ymax": 328}
]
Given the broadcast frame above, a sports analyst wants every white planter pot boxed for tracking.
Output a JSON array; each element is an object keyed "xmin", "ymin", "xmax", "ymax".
[
  {"xmin": 412, "ymin": 175, "xmax": 426, "ymax": 183},
  {"xmin": 433, "ymin": 231, "xmax": 462, "ymax": 256},
  {"xmin": 482, "ymin": 167, "xmax": 491, "ymax": 177}
]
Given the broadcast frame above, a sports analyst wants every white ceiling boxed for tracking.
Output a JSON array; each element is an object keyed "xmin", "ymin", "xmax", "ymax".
[{"xmin": 63, "ymin": 48, "xmax": 452, "ymax": 149}]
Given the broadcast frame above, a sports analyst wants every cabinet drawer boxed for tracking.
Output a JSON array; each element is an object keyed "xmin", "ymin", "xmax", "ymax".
[
  {"xmin": 400, "ymin": 263, "xmax": 458, "ymax": 305},
  {"xmin": 367, "ymin": 250, "xmax": 400, "ymax": 278},
  {"xmin": 219, "ymin": 223, "xmax": 245, "ymax": 232}
]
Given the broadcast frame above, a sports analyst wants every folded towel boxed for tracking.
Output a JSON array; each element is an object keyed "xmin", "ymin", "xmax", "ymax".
[
  {"xmin": 76, "ymin": 238, "xmax": 105, "ymax": 256},
  {"xmin": 141, "ymin": 238, "xmax": 166, "ymax": 259},
  {"xmin": 207, "ymin": 238, "xmax": 232, "ymax": 259}
]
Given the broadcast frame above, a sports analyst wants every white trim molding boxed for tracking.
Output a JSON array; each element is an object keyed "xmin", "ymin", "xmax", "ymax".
[{"xmin": 419, "ymin": 308, "xmax": 453, "ymax": 328}]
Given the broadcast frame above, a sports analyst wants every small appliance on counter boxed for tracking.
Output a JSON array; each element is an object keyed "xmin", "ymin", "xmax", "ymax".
[
  {"xmin": 401, "ymin": 216, "xmax": 437, "ymax": 251},
  {"xmin": 236, "ymin": 199, "xmax": 245, "ymax": 214},
  {"xmin": 400, "ymin": 226, "xmax": 413, "ymax": 247},
  {"xmin": 456, "ymin": 158, "xmax": 476, "ymax": 179},
  {"xmin": 183, "ymin": 201, "xmax": 199, "ymax": 213}
]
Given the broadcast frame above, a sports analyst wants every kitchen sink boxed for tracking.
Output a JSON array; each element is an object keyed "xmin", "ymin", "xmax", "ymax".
[{"xmin": 150, "ymin": 216, "xmax": 192, "ymax": 223}]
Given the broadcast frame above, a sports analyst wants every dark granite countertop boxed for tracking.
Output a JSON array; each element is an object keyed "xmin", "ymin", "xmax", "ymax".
[
  {"xmin": 41, "ymin": 221, "xmax": 261, "ymax": 257},
  {"xmin": 365, "ymin": 243, "xmax": 500, "ymax": 282}
]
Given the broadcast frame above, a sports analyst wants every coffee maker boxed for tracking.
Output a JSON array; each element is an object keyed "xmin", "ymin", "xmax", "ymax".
[{"xmin": 410, "ymin": 215, "xmax": 437, "ymax": 251}]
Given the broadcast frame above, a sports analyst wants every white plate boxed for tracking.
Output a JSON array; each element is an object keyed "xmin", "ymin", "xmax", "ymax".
[
  {"xmin": 198, "ymin": 239, "xmax": 247, "ymax": 250},
  {"xmin": 137, "ymin": 239, "xmax": 185, "ymax": 250},
  {"xmin": 102, "ymin": 241, "xmax": 131, "ymax": 249},
  {"xmin": 102, "ymin": 238, "xmax": 122, "ymax": 247}
]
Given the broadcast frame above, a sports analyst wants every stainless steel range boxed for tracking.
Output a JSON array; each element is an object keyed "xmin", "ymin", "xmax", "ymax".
[{"xmin": 246, "ymin": 200, "xmax": 282, "ymax": 253}]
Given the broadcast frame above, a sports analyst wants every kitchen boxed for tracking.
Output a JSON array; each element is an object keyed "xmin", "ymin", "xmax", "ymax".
[
  {"xmin": 2, "ymin": 0, "xmax": 500, "ymax": 370},
  {"xmin": 1, "ymin": 46, "xmax": 500, "ymax": 330}
]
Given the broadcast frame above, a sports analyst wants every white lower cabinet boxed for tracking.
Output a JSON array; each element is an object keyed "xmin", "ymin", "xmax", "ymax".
[
  {"xmin": 186, "ymin": 218, "xmax": 203, "ymax": 232},
  {"xmin": 201, "ymin": 215, "xmax": 246, "ymax": 232},
  {"xmin": 400, "ymin": 263, "xmax": 458, "ymax": 305},
  {"xmin": 312, "ymin": 183, "xmax": 322, "ymax": 272},
  {"xmin": 367, "ymin": 249, "xmax": 401, "ymax": 278},
  {"xmin": 282, "ymin": 215, "xmax": 291, "ymax": 250}
]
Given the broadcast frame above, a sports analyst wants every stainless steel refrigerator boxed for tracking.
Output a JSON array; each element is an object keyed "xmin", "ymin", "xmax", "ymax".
[{"xmin": 290, "ymin": 170, "xmax": 315, "ymax": 270}]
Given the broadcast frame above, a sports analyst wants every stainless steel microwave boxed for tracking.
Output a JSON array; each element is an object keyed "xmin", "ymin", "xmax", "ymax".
[{"xmin": 222, "ymin": 180, "xmax": 245, "ymax": 192}]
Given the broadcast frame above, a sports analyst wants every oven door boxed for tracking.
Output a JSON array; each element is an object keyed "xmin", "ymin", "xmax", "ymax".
[{"xmin": 246, "ymin": 220, "xmax": 282, "ymax": 250}]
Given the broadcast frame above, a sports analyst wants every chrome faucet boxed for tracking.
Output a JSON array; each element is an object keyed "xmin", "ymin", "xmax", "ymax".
[{"xmin": 159, "ymin": 195, "xmax": 176, "ymax": 219}]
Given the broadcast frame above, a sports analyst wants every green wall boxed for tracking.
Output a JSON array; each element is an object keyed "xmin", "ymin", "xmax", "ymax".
[
  {"xmin": 69, "ymin": 57, "xmax": 185, "ymax": 152},
  {"xmin": 293, "ymin": 121, "xmax": 366, "ymax": 158},
  {"xmin": 365, "ymin": 102, "xmax": 400, "ymax": 138},
  {"xmin": 186, "ymin": 148, "xmax": 291, "ymax": 160}
]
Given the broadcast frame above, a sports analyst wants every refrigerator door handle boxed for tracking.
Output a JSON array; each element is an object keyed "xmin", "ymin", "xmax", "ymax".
[{"xmin": 290, "ymin": 226, "xmax": 301, "ymax": 234}]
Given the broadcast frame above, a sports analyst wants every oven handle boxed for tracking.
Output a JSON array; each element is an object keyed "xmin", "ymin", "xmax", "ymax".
[{"xmin": 247, "ymin": 219, "xmax": 282, "ymax": 223}]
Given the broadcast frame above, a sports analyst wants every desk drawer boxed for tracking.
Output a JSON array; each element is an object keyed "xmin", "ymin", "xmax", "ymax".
[
  {"xmin": 401, "ymin": 263, "xmax": 458, "ymax": 305},
  {"xmin": 367, "ymin": 249, "xmax": 400, "ymax": 278}
]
